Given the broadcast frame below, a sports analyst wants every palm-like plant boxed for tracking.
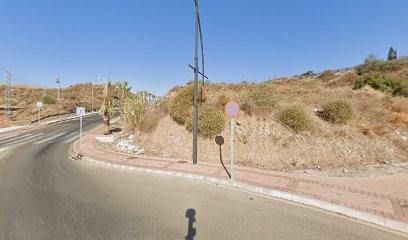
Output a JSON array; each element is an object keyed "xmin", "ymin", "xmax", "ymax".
[
  {"xmin": 99, "ymin": 80, "xmax": 115, "ymax": 135},
  {"xmin": 115, "ymin": 81, "xmax": 132, "ymax": 114}
]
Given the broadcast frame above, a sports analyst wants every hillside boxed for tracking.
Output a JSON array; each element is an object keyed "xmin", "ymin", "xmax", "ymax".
[
  {"xmin": 130, "ymin": 57, "xmax": 408, "ymax": 172},
  {"xmin": 0, "ymin": 83, "xmax": 118, "ymax": 128}
]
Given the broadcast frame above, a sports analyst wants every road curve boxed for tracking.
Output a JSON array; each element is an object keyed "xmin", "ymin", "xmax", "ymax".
[{"xmin": 0, "ymin": 115, "xmax": 406, "ymax": 240}]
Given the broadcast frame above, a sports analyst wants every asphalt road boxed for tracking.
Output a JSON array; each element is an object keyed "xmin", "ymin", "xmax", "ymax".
[{"xmin": 0, "ymin": 114, "xmax": 406, "ymax": 240}]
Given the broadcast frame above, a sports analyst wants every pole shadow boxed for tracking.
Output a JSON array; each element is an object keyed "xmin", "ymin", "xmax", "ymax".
[
  {"xmin": 215, "ymin": 136, "xmax": 231, "ymax": 179},
  {"xmin": 185, "ymin": 208, "xmax": 196, "ymax": 240}
]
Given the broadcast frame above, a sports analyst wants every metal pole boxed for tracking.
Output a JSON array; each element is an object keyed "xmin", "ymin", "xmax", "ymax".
[
  {"xmin": 4, "ymin": 69, "xmax": 11, "ymax": 115},
  {"xmin": 91, "ymin": 83, "xmax": 93, "ymax": 112},
  {"xmin": 192, "ymin": 0, "xmax": 199, "ymax": 164},
  {"xmin": 38, "ymin": 107, "xmax": 41, "ymax": 124},
  {"xmin": 80, "ymin": 115, "xmax": 83, "ymax": 143},
  {"xmin": 230, "ymin": 118, "xmax": 234, "ymax": 179}
]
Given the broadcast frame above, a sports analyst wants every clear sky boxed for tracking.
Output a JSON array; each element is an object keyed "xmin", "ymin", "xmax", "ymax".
[{"xmin": 1, "ymin": 0, "xmax": 407, "ymax": 96}]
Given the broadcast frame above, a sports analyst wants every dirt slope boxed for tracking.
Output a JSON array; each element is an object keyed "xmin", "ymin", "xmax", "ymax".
[
  {"xmin": 134, "ymin": 70, "xmax": 408, "ymax": 172},
  {"xmin": 0, "ymin": 83, "xmax": 117, "ymax": 128}
]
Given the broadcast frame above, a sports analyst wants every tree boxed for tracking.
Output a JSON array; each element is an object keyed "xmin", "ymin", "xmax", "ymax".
[
  {"xmin": 388, "ymin": 47, "xmax": 397, "ymax": 61},
  {"xmin": 115, "ymin": 81, "xmax": 132, "ymax": 114},
  {"xmin": 99, "ymin": 80, "xmax": 115, "ymax": 135}
]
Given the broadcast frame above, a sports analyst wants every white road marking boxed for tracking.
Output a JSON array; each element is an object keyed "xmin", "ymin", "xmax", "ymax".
[
  {"xmin": 4, "ymin": 133, "xmax": 45, "ymax": 145},
  {"xmin": 34, "ymin": 133, "xmax": 66, "ymax": 144},
  {"xmin": 0, "ymin": 133, "xmax": 33, "ymax": 145},
  {"xmin": 0, "ymin": 147, "xmax": 9, "ymax": 152},
  {"xmin": 62, "ymin": 132, "xmax": 79, "ymax": 143},
  {"xmin": 0, "ymin": 133, "xmax": 18, "ymax": 140}
]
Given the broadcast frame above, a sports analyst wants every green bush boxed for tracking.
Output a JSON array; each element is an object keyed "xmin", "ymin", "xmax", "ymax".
[
  {"xmin": 354, "ymin": 72, "xmax": 408, "ymax": 97},
  {"xmin": 250, "ymin": 85, "xmax": 279, "ymax": 107},
  {"xmin": 355, "ymin": 59, "xmax": 403, "ymax": 75},
  {"xmin": 197, "ymin": 105, "xmax": 226, "ymax": 138},
  {"xmin": 299, "ymin": 70, "xmax": 316, "ymax": 78},
  {"xmin": 43, "ymin": 95, "xmax": 56, "ymax": 104},
  {"xmin": 320, "ymin": 100, "xmax": 354, "ymax": 124},
  {"xmin": 279, "ymin": 105, "xmax": 312, "ymax": 133},
  {"xmin": 170, "ymin": 84, "xmax": 206, "ymax": 126},
  {"xmin": 123, "ymin": 97, "xmax": 148, "ymax": 131}
]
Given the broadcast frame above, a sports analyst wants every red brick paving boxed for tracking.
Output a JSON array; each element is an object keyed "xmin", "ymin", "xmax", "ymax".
[{"xmin": 77, "ymin": 133, "xmax": 408, "ymax": 225}]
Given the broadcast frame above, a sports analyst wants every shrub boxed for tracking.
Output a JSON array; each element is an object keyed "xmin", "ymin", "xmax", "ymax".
[
  {"xmin": 320, "ymin": 100, "xmax": 354, "ymax": 124},
  {"xmin": 319, "ymin": 70, "xmax": 336, "ymax": 82},
  {"xmin": 170, "ymin": 85, "xmax": 205, "ymax": 125},
  {"xmin": 354, "ymin": 72, "xmax": 408, "ymax": 96},
  {"xmin": 338, "ymin": 72, "xmax": 358, "ymax": 84},
  {"xmin": 216, "ymin": 94, "xmax": 229, "ymax": 110},
  {"xmin": 299, "ymin": 71, "xmax": 316, "ymax": 78},
  {"xmin": 170, "ymin": 85, "xmax": 206, "ymax": 130},
  {"xmin": 250, "ymin": 85, "xmax": 279, "ymax": 107},
  {"xmin": 43, "ymin": 95, "xmax": 56, "ymax": 104},
  {"xmin": 123, "ymin": 97, "xmax": 148, "ymax": 131},
  {"xmin": 279, "ymin": 105, "xmax": 312, "ymax": 133},
  {"xmin": 197, "ymin": 105, "xmax": 226, "ymax": 138},
  {"xmin": 355, "ymin": 59, "xmax": 403, "ymax": 75},
  {"xmin": 140, "ymin": 101, "xmax": 169, "ymax": 133},
  {"xmin": 240, "ymin": 102, "xmax": 254, "ymax": 116}
]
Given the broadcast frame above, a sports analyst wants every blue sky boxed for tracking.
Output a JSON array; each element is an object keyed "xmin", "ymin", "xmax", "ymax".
[{"xmin": 1, "ymin": 0, "xmax": 407, "ymax": 96}]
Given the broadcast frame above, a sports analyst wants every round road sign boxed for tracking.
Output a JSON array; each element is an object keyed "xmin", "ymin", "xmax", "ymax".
[{"xmin": 225, "ymin": 101, "xmax": 240, "ymax": 118}]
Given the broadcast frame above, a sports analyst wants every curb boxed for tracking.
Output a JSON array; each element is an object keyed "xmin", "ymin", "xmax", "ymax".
[{"xmin": 72, "ymin": 141, "xmax": 408, "ymax": 234}]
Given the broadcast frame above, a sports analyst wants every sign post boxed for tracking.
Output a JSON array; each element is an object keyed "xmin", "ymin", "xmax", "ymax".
[
  {"xmin": 76, "ymin": 107, "xmax": 86, "ymax": 143},
  {"xmin": 36, "ymin": 102, "xmax": 43, "ymax": 124},
  {"xmin": 225, "ymin": 101, "xmax": 240, "ymax": 180}
]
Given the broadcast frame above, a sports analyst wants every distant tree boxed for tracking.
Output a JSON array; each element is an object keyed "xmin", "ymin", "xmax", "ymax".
[
  {"xmin": 365, "ymin": 53, "xmax": 378, "ymax": 64},
  {"xmin": 387, "ymin": 47, "xmax": 397, "ymax": 61}
]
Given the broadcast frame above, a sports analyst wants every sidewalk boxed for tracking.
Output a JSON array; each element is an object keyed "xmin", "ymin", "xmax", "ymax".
[{"xmin": 74, "ymin": 133, "xmax": 408, "ymax": 234}]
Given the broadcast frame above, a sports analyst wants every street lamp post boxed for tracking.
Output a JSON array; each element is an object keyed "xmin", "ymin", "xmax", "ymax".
[{"xmin": 192, "ymin": 0, "xmax": 199, "ymax": 164}]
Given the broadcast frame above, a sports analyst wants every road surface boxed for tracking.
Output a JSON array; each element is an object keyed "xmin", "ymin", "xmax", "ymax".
[{"xmin": 0, "ymin": 114, "xmax": 406, "ymax": 239}]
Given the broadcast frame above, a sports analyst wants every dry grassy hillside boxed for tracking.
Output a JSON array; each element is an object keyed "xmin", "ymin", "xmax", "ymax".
[
  {"xmin": 133, "ymin": 59, "xmax": 408, "ymax": 171},
  {"xmin": 0, "ymin": 83, "xmax": 118, "ymax": 128}
]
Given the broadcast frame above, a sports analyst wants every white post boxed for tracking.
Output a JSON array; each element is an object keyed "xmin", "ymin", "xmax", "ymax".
[
  {"xmin": 230, "ymin": 118, "xmax": 234, "ymax": 179},
  {"xmin": 38, "ymin": 107, "xmax": 40, "ymax": 124},
  {"xmin": 80, "ymin": 115, "xmax": 83, "ymax": 143}
]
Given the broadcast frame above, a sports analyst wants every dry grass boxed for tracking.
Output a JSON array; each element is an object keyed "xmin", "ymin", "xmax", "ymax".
[
  {"xmin": 140, "ymin": 101, "xmax": 169, "ymax": 133},
  {"xmin": 137, "ymin": 69, "xmax": 408, "ymax": 171},
  {"xmin": 0, "ymin": 83, "xmax": 118, "ymax": 127}
]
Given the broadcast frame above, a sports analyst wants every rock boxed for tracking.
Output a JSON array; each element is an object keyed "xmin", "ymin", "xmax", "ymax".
[
  {"xmin": 116, "ymin": 139, "xmax": 144, "ymax": 155},
  {"xmin": 96, "ymin": 136, "xmax": 114, "ymax": 143},
  {"xmin": 402, "ymin": 136, "xmax": 407, "ymax": 141},
  {"xmin": 343, "ymin": 169, "xmax": 348, "ymax": 173},
  {"xmin": 347, "ymin": 150, "xmax": 352, "ymax": 154},
  {"xmin": 317, "ymin": 166, "xmax": 321, "ymax": 171},
  {"xmin": 128, "ymin": 134, "xmax": 135, "ymax": 141}
]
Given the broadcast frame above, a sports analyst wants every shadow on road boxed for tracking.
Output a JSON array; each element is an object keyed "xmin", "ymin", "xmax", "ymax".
[
  {"xmin": 185, "ymin": 208, "xmax": 196, "ymax": 240},
  {"xmin": 215, "ymin": 136, "xmax": 231, "ymax": 179}
]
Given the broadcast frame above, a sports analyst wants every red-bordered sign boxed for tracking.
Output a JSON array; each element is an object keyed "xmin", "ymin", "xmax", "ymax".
[{"xmin": 225, "ymin": 101, "xmax": 240, "ymax": 118}]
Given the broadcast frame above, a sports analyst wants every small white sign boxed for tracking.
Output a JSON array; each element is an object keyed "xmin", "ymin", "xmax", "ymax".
[
  {"xmin": 36, "ymin": 102, "xmax": 43, "ymax": 108},
  {"xmin": 76, "ymin": 107, "xmax": 86, "ymax": 116}
]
